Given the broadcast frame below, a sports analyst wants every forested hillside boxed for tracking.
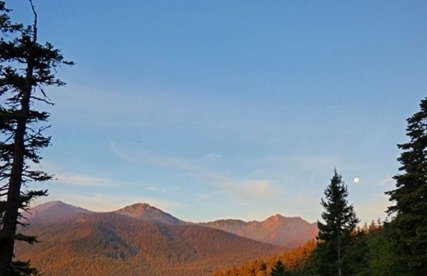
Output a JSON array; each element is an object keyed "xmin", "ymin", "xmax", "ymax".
[
  {"xmin": 14, "ymin": 201, "xmax": 298, "ymax": 275},
  {"xmin": 214, "ymin": 239, "xmax": 316, "ymax": 275}
]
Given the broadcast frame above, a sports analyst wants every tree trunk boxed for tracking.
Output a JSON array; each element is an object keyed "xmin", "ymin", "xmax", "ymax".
[
  {"xmin": 0, "ymin": 120, "xmax": 26, "ymax": 273},
  {"xmin": 0, "ymin": 50, "xmax": 34, "ymax": 275},
  {"xmin": 337, "ymin": 228, "xmax": 341, "ymax": 276}
]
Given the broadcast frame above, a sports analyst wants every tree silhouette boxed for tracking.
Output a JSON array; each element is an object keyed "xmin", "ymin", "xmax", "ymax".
[
  {"xmin": 270, "ymin": 259, "xmax": 285, "ymax": 276},
  {"xmin": 314, "ymin": 170, "xmax": 359, "ymax": 275},
  {"xmin": 386, "ymin": 97, "xmax": 427, "ymax": 274},
  {"xmin": 0, "ymin": 1, "xmax": 72, "ymax": 273}
]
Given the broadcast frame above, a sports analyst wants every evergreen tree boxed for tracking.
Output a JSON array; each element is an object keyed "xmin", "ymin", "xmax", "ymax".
[
  {"xmin": 366, "ymin": 227, "xmax": 399, "ymax": 276},
  {"xmin": 314, "ymin": 170, "xmax": 359, "ymax": 275},
  {"xmin": 270, "ymin": 260, "xmax": 285, "ymax": 276},
  {"xmin": 385, "ymin": 97, "xmax": 427, "ymax": 274},
  {"xmin": 258, "ymin": 261, "xmax": 267, "ymax": 276},
  {"xmin": 0, "ymin": 0, "xmax": 72, "ymax": 274}
]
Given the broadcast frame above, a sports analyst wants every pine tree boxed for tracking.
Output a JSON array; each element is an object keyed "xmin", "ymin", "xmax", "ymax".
[
  {"xmin": 385, "ymin": 97, "xmax": 427, "ymax": 274},
  {"xmin": 270, "ymin": 259, "xmax": 285, "ymax": 276},
  {"xmin": 0, "ymin": 1, "xmax": 72, "ymax": 274},
  {"xmin": 314, "ymin": 170, "xmax": 359, "ymax": 276}
]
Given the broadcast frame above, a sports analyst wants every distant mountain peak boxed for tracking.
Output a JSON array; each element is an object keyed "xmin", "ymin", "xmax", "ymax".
[
  {"xmin": 116, "ymin": 203, "xmax": 182, "ymax": 225},
  {"xmin": 263, "ymin": 214, "xmax": 306, "ymax": 224},
  {"xmin": 26, "ymin": 201, "xmax": 93, "ymax": 224},
  {"xmin": 32, "ymin": 200, "xmax": 67, "ymax": 209},
  {"xmin": 265, "ymin": 214, "xmax": 283, "ymax": 221},
  {"xmin": 119, "ymin": 203, "xmax": 153, "ymax": 213},
  {"xmin": 202, "ymin": 214, "xmax": 318, "ymax": 248},
  {"xmin": 31, "ymin": 200, "xmax": 91, "ymax": 214}
]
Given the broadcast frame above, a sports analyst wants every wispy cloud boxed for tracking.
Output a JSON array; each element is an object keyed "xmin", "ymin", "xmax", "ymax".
[
  {"xmin": 110, "ymin": 142, "xmax": 140, "ymax": 164},
  {"xmin": 109, "ymin": 143, "xmax": 274, "ymax": 201},
  {"xmin": 54, "ymin": 173, "xmax": 115, "ymax": 187},
  {"xmin": 205, "ymin": 153, "xmax": 223, "ymax": 160},
  {"xmin": 199, "ymin": 174, "xmax": 273, "ymax": 201},
  {"xmin": 142, "ymin": 184, "xmax": 180, "ymax": 193},
  {"xmin": 29, "ymin": 161, "xmax": 115, "ymax": 187}
]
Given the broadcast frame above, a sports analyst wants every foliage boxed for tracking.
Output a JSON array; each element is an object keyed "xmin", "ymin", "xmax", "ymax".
[
  {"xmin": 311, "ymin": 170, "xmax": 359, "ymax": 275},
  {"xmin": 10, "ymin": 260, "xmax": 41, "ymax": 276},
  {"xmin": 366, "ymin": 225, "xmax": 400, "ymax": 276},
  {"xmin": 341, "ymin": 230, "xmax": 370, "ymax": 275},
  {"xmin": 270, "ymin": 260, "xmax": 285, "ymax": 276},
  {"xmin": 385, "ymin": 97, "xmax": 427, "ymax": 274},
  {"xmin": 214, "ymin": 239, "xmax": 316, "ymax": 275},
  {"xmin": 0, "ymin": 0, "xmax": 72, "ymax": 273}
]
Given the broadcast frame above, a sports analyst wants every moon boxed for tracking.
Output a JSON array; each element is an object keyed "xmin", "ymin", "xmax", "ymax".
[{"xmin": 353, "ymin": 177, "xmax": 360, "ymax": 183}]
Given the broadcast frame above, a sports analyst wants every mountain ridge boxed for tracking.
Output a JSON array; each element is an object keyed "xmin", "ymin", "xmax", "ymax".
[
  {"xmin": 28, "ymin": 200, "xmax": 317, "ymax": 248},
  {"xmin": 202, "ymin": 215, "xmax": 317, "ymax": 248},
  {"xmin": 17, "ymin": 201, "xmax": 287, "ymax": 275}
]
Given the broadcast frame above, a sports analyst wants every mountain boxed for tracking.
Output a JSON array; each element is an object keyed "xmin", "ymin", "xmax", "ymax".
[
  {"xmin": 114, "ymin": 203, "xmax": 318, "ymax": 248},
  {"xmin": 201, "ymin": 214, "xmax": 318, "ymax": 248},
  {"xmin": 24, "ymin": 201, "xmax": 93, "ymax": 224},
  {"xmin": 15, "ymin": 201, "xmax": 283, "ymax": 275},
  {"xmin": 115, "ymin": 203, "xmax": 183, "ymax": 225}
]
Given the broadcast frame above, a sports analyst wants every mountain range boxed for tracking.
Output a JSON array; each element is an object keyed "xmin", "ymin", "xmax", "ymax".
[{"xmin": 15, "ymin": 201, "xmax": 317, "ymax": 275}]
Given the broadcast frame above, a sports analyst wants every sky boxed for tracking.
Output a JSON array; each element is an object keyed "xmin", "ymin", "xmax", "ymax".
[{"xmin": 6, "ymin": 0, "xmax": 427, "ymax": 224}]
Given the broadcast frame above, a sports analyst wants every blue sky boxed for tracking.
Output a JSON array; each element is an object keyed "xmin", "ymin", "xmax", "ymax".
[{"xmin": 8, "ymin": 0, "xmax": 427, "ymax": 223}]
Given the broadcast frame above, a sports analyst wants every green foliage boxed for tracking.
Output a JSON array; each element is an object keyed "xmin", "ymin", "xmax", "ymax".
[
  {"xmin": 366, "ymin": 226, "xmax": 400, "ymax": 276},
  {"xmin": 385, "ymin": 97, "xmax": 427, "ymax": 274},
  {"xmin": 341, "ymin": 231, "xmax": 370, "ymax": 275}
]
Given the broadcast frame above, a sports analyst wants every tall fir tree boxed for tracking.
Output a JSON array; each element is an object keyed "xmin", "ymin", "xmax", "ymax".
[
  {"xmin": 0, "ymin": 0, "xmax": 72, "ymax": 274},
  {"xmin": 385, "ymin": 97, "xmax": 427, "ymax": 274},
  {"xmin": 313, "ymin": 170, "xmax": 359, "ymax": 276}
]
